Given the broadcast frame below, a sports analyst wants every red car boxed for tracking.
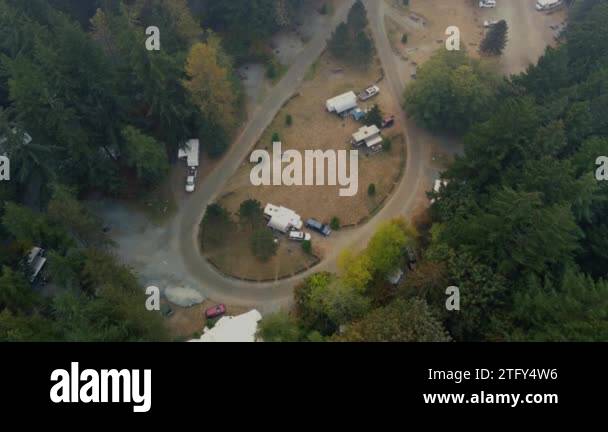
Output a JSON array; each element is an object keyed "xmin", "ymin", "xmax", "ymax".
[
  {"xmin": 381, "ymin": 115, "xmax": 395, "ymax": 129},
  {"xmin": 205, "ymin": 304, "xmax": 226, "ymax": 319}
]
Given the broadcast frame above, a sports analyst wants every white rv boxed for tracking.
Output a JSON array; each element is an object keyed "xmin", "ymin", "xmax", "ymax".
[
  {"xmin": 178, "ymin": 139, "xmax": 200, "ymax": 192},
  {"xmin": 536, "ymin": 0, "xmax": 562, "ymax": 11},
  {"xmin": 264, "ymin": 204, "xmax": 303, "ymax": 233},
  {"xmin": 326, "ymin": 91, "xmax": 358, "ymax": 115}
]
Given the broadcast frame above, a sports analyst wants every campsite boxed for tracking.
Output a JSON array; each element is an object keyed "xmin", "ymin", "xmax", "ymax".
[{"xmin": 201, "ymin": 48, "xmax": 407, "ymax": 279}]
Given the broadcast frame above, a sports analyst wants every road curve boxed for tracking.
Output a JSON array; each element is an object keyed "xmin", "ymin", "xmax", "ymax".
[{"xmin": 176, "ymin": 0, "xmax": 432, "ymax": 311}]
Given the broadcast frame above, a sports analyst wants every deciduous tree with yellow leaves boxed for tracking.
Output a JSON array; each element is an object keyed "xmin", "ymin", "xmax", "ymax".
[{"xmin": 183, "ymin": 35, "xmax": 239, "ymax": 137}]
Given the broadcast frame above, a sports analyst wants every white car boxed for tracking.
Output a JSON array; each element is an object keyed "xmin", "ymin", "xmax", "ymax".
[
  {"xmin": 185, "ymin": 175, "xmax": 195, "ymax": 193},
  {"xmin": 479, "ymin": 0, "xmax": 496, "ymax": 8},
  {"xmin": 288, "ymin": 231, "xmax": 311, "ymax": 242}
]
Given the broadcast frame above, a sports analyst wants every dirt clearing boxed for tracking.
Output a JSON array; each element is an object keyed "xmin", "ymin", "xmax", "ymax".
[{"xmin": 219, "ymin": 51, "xmax": 406, "ymax": 227}]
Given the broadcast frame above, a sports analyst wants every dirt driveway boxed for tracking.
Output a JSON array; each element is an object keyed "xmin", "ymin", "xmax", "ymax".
[{"xmin": 479, "ymin": 0, "xmax": 566, "ymax": 75}]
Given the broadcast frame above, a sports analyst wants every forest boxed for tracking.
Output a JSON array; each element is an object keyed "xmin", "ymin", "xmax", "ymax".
[
  {"xmin": 2, "ymin": 0, "xmax": 607, "ymax": 342},
  {"xmin": 258, "ymin": 0, "xmax": 608, "ymax": 342},
  {"xmin": 0, "ymin": 0, "xmax": 316, "ymax": 341}
]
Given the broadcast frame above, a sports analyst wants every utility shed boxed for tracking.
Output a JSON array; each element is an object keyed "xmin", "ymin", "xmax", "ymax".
[
  {"xmin": 326, "ymin": 91, "xmax": 358, "ymax": 114},
  {"xmin": 178, "ymin": 139, "xmax": 200, "ymax": 168}
]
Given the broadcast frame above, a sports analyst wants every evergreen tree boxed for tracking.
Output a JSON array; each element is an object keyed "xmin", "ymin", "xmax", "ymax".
[{"xmin": 480, "ymin": 20, "xmax": 508, "ymax": 55}]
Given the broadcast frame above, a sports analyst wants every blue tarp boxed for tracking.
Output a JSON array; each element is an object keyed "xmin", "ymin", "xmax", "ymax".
[{"xmin": 351, "ymin": 108, "xmax": 365, "ymax": 121}]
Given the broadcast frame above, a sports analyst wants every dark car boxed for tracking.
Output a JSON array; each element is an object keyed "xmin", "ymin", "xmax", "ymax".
[
  {"xmin": 306, "ymin": 218, "xmax": 332, "ymax": 237},
  {"xmin": 205, "ymin": 304, "xmax": 226, "ymax": 319},
  {"xmin": 381, "ymin": 115, "xmax": 395, "ymax": 129}
]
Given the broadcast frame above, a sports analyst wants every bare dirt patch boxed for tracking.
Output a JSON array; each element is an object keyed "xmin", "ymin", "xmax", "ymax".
[
  {"xmin": 220, "ymin": 51, "xmax": 405, "ymax": 226},
  {"xmin": 384, "ymin": 0, "xmax": 484, "ymax": 85},
  {"xmin": 204, "ymin": 51, "xmax": 407, "ymax": 280}
]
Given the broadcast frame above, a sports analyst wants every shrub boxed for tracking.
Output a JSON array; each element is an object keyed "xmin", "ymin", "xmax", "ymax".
[
  {"xmin": 286, "ymin": 114, "xmax": 293, "ymax": 126},
  {"xmin": 330, "ymin": 217, "xmax": 341, "ymax": 231},
  {"xmin": 368, "ymin": 183, "xmax": 376, "ymax": 196}
]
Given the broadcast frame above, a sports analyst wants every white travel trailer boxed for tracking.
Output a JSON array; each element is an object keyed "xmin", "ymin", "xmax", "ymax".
[
  {"xmin": 264, "ymin": 204, "xmax": 303, "ymax": 233},
  {"xmin": 178, "ymin": 139, "xmax": 200, "ymax": 192},
  {"xmin": 326, "ymin": 91, "xmax": 358, "ymax": 115},
  {"xmin": 178, "ymin": 139, "xmax": 200, "ymax": 169}
]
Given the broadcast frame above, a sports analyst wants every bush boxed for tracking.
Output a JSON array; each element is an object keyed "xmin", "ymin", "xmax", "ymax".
[
  {"xmin": 286, "ymin": 114, "xmax": 293, "ymax": 126},
  {"xmin": 401, "ymin": 33, "xmax": 408, "ymax": 44},
  {"xmin": 272, "ymin": 132, "xmax": 280, "ymax": 143},
  {"xmin": 330, "ymin": 217, "xmax": 341, "ymax": 231},
  {"xmin": 365, "ymin": 104, "xmax": 383, "ymax": 128},
  {"xmin": 368, "ymin": 183, "xmax": 376, "ymax": 196},
  {"xmin": 302, "ymin": 240, "xmax": 312, "ymax": 255}
]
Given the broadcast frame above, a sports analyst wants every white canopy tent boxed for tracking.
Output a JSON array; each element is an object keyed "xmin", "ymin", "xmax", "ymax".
[{"xmin": 188, "ymin": 310, "xmax": 263, "ymax": 343}]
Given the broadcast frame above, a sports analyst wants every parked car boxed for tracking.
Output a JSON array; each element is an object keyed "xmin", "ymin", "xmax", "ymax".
[
  {"xmin": 205, "ymin": 304, "xmax": 226, "ymax": 319},
  {"xmin": 381, "ymin": 115, "xmax": 395, "ymax": 129},
  {"xmin": 185, "ymin": 175, "xmax": 196, "ymax": 193},
  {"xmin": 479, "ymin": 0, "xmax": 496, "ymax": 8},
  {"xmin": 288, "ymin": 231, "xmax": 312, "ymax": 242},
  {"xmin": 306, "ymin": 219, "xmax": 332, "ymax": 237},
  {"xmin": 358, "ymin": 85, "xmax": 380, "ymax": 101}
]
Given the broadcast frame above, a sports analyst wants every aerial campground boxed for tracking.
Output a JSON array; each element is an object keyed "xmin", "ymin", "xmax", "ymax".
[{"xmin": 0, "ymin": 0, "xmax": 606, "ymax": 343}]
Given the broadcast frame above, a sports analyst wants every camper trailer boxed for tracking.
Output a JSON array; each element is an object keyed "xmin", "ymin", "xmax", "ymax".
[{"xmin": 326, "ymin": 92, "xmax": 358, "ymax": 115}]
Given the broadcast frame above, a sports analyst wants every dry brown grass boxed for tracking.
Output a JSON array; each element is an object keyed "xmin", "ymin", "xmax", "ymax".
[
  {"xmin": 203, "ymin": 224, "xmax": 319, "ymax": 281},
  {"xmin": 385, "ymin": 0, "xmax": 484, "ymax": 67},
  {"xmin": 219, "ymin": 51, "xmax": 406, "ymax": 226},
  {"xmin": 204, "ymin": 49, "xmax": 408, "ymax": 280}
]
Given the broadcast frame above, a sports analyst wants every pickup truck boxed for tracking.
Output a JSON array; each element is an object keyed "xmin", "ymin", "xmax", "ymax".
[
  {"xmin": 306, "ymin": 219, "xmax": 332, "ymax": 237},
  {"xmin": 358, "ymin": 85, "xmax": 380, "ymax": 101}
]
